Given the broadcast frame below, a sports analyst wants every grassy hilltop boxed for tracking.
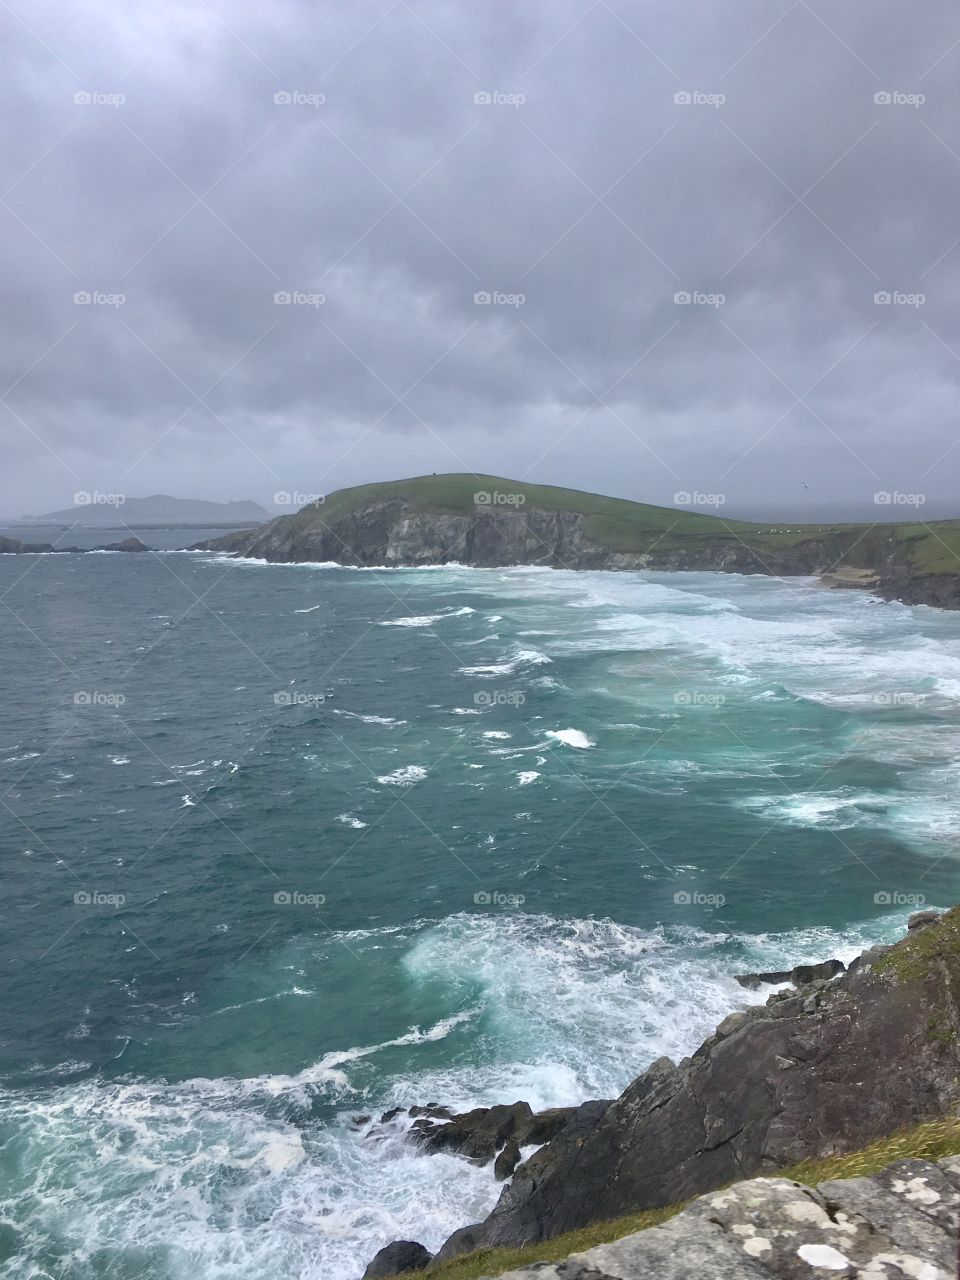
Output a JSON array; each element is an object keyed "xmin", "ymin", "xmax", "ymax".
[{"xmin": 275, "ymin": 473, "xmax": 960, "ymax": 577}]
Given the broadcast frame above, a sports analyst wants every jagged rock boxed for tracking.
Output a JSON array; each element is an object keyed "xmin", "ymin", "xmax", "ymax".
[
  {"xmin": 361, "ymin": 1240, "xmax": 432, "ymax": 1278},
  {"xmin": 368, "ymin": 1100, "xmax": 580, "ymax": 1166},
  {"xmin": 735, "ymin": 958, "xmax": 845, "ymax": 990},
  {"xmin": 908, "ymin": 910, "xmax": 941, "ymax": 932},
  {"xmin": 431, "ymin": 912, "xmax": 960, "ymax": 1259},
  {"xmin": 96, "ymin": 536, "xmax": 149, "ymax": 552},
  {"xmin": 478, "ymin": 1157, "xmax": 960, "ymax": 1279},
  {"xmin": 494, "ymin": 1138, "xmax": 522, "ymax": 1181}
]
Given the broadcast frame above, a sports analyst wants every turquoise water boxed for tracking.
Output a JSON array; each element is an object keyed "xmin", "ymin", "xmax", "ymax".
[{"xmin": 2, "ymin": 552, "xmax": 959, "ymax": 1278}]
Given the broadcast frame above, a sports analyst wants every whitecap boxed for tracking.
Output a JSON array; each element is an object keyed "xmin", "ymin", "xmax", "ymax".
[
  {"xmin": 546, "ymin": 728, "xmax": 594, "ymax": 749},
  {"xmin": 376, "ymin": 766, "xmax": 427, "ymax": 787}
]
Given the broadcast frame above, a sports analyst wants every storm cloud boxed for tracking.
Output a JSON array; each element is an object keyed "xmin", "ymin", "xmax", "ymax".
[{"xmin": 3, "ymin": 0, "xmax": 960, "ymax": 515}]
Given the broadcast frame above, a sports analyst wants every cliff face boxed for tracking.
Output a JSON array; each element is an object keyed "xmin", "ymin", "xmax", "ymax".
[
  {"xmin": 362, "ymin": 910, "xmax": 960, "ymax": 1275},
  {"xmin": 200, "ymin": 503, "xmax": 837, "ymax": 576},
  {"xmin": 194, "ymin": 478, "xmax": 960, "ymax": 608}
]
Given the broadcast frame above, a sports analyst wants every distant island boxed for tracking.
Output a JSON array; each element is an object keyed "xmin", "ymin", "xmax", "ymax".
[
  {"xmin": 193, "ymin": 473, "xmax": 960, "ymax": 611},
  {"xmin": 17, "ymin": 495, "xmax": 271, "ymax": 527}
]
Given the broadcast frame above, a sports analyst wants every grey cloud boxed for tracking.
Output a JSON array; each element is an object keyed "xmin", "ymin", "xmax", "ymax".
[{"xmin": 2, "ymin": 0, "xmax": 960, "ymax": 516}]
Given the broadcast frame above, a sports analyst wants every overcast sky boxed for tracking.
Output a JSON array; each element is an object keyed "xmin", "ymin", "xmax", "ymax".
[{"xmin": 3, "ymin": 0, "xmax": 960, "ymax": 517}]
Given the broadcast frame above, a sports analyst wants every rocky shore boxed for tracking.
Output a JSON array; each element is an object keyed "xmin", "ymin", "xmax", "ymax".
[
  {"xmin": 191, "ymin": 476, "xmax": 960, "ymax": 611},
  {"xmin": 360, "ymin": 908, "xmax": 960, "ymax": 1277}
]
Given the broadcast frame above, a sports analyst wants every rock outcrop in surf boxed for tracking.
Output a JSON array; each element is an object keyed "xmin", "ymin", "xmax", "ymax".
[{"xmin": 362, "ymin": 907, "xmax": 960, "ymax": 1275}]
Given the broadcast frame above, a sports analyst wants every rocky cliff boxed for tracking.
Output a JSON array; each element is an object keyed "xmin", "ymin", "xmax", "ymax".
[
  {"xmin": 361, "ymin": 908, "xmax": 960, "ymax": 1276},
  {"xmin": 193, "ymin": 474, "xmax": 960, "ymax": 610}
]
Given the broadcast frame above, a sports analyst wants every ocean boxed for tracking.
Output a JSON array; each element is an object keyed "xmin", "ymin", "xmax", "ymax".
[{"xmin": 1, "ymin": 550, "xmax": 958, "ymax": 1278}]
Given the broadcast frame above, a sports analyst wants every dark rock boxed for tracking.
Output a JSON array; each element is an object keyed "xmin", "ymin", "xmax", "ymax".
[
  {"xmin": 361, "ymin": 1240, "xmax": 433, "ymax": 1278},
  {"xmin": 521, "ymin": 1106, "xmax": 575, "ymax": 1145},
  {"xmin": 908, "ymin": 909, "xmax": 942, "ymax": 931},
  {"xmin": 378, "ymin": 1107, "xmax": 404, "ymax": 1125},
  {"xmin": 734, "ymin": 959, "xmax": 844, "ymax": 990},
  {"xmin": 96, "ymin": 536, "xmax": 149, "ymax": 552},
  {"xmin": 412, "ymin": 1102, "xmax": 534, "ymax": 1162},
  {"xmin": 494, "ymin": 1138, "xmax": 521, "ymax": 1181},
  {"xmin": 789, "ymin": 957, "xmax": 844, "ymax": 985},
  {"xmin": 431, "ymin": 911, "xmax": 960, "ymax": 1259}
]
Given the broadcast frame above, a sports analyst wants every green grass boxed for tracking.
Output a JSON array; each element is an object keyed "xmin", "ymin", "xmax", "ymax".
[
  {"xmin": 875, "ymin": 905, "xmax": 960, "ymax": 1043},
  {"xmin": 276, "ymin": 473, "xmax": 960, "ymax": 576},
  {"xmin": 423, "ymin": 1114, "xmax": 960, "ymax": 1280}
]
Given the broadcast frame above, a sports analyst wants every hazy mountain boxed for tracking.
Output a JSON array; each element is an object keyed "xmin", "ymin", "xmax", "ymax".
[{"xmin": 21, "ymin": 495, "xmax": 271, "ymax": 526}]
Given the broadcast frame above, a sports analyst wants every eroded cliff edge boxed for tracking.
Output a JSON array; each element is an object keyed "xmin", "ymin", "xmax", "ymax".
[
  {"xmin": 361, "ymin": 908, "xmax": 960, "ymax": 1275},
  {"xmin": 193, "ymin": 475, "xmax": 960, "ymax": 610}
]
